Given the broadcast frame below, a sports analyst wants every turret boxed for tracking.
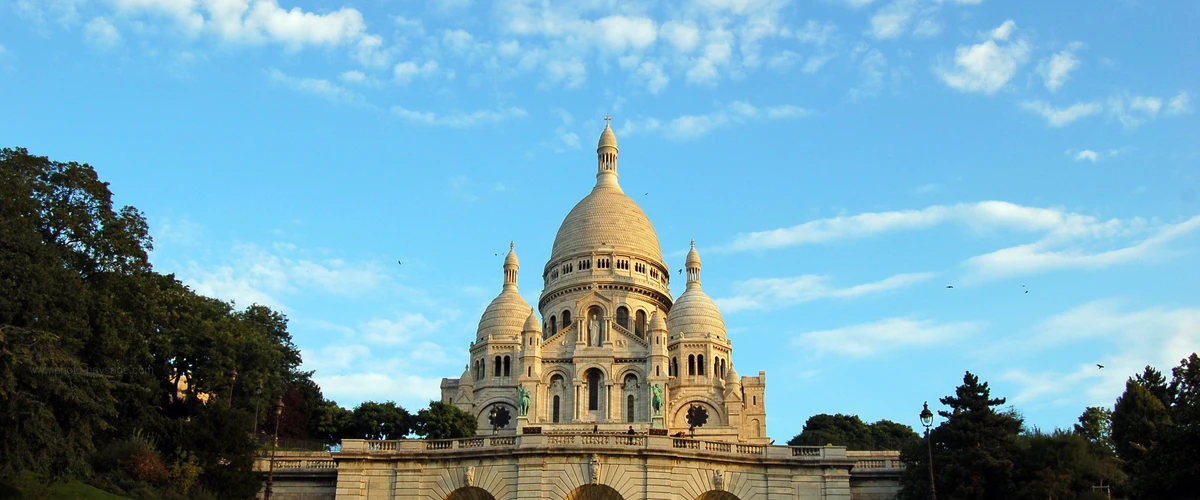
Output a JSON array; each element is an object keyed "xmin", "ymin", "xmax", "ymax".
[{"xmin": 520, "ymin": 308, "xmax": 542, "ymax": 382}]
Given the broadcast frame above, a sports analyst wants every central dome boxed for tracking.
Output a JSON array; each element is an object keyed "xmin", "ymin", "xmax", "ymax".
[
  {"xmin": 546, "ymin": 120, "xmax": 665, "ymax": 270},
  {"xmin": 548, "ymin": 186, "xmax": 664, "ymax": 266}
]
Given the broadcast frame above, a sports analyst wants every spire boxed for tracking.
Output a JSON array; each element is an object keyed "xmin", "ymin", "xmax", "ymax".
[
  {"xmin": 596, "ymin": 117, "xmax": 619, "ymax": 188},
  {"xmin": 523, "ymin": 307, "xmax": 541, "ymax": 334},
  {"xmin": 685, "ymin": 239, "xmax": 702, "ymax": 287},
  {"xmin": 503, "ymin": 242, "xmax": 519, "ymax": 290}
]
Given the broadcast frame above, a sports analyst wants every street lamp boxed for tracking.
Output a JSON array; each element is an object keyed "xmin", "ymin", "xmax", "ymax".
[
  {"xmin": 920, "ymin": 401, "xmax": 938, "ymax": 500},
  {"xmin": 265, "ymin": 397, "xmax": 284, "ymax": 500},
  {"xmin": 227, "ymin": 368, "xmax": 238, "ymax": 409}
]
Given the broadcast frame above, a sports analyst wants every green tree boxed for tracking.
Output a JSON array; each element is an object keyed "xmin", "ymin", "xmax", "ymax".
[
  {"xmin": 414, "ymin": 401, "xmax": 478, "ymax": 440},
  {"xmin": 869, "ymin": 419, "xmax": 921, "ymax": 452},
  {"xmin": 1012, "ymin": 429, "xmax": 1122, "ymax": 500},
  {"xmin": 787, "ymin": 414, "xmax": 918, "ymax": 451},
  {"xmin": 1110, "ymin": 378, "xmax": 1170, "ymax": 463},
  {"xmin": 349, "ymin": 401, "xmax": 411, "ymax": 439},
  {"xmin": 1128, "ymin": 354, "xmax": 1200, "ymax": 499},
  {"xmin": 1073, "ymin": 407, "xmax": 1114, "ymax": 452},
  {"xmin": 899, "ymin": 371, "xmax": 1023, "ymax": 500}
]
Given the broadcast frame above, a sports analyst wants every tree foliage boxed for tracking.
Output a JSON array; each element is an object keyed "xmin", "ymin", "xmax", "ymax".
[
  {"xmin": 787, "ymin": 414, "xmax": 919, "ymax": 451},
  {"xmin": 414, "ymin": 402, "xmax": 477, "ymax": 440},
  {"xmin": 0, "ymin": 147, "xmax": 321, "ymax": 498}
]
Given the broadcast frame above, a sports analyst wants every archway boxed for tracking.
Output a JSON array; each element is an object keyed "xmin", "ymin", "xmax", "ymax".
[
  {"xmin": 563, "ymin": 484, "xmax": 624, "ymax": 500},
  {"xmin": 696, "ymin": 492, "xmax": 741, "ymax": 500},
  {"xmin": 445, "ymin": 486, "xmax": 496, "ymax": 500}
]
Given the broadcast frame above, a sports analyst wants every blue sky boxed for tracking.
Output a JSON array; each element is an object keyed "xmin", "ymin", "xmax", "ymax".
[{"xmin": 2, "ymin": 0, "xmax": 1197, "ymax": 438}]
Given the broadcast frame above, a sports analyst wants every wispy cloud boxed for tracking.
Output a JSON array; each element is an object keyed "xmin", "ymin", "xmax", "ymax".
[
  {"xmin": 84, "ymin": 17, "xmax": 122, "ymax": 49},
  {"xmin": 717, "ymin": 272, "xmax": 936, "ymax": 313},
  {"xmin": 616, "ymin": 100, "xmax": 814, "ymax": 141},
  {"xmin": 176, "ymin": 241, "xmax": 388, "ymax": 311},
  {"xmin": 268, "ymin": 68, "xmax": 362, "ymax": 103},
  {"xmin": 935, "ymin": 20, "xmax": 1030, "ymax": 94},
  {"xmin": 1002, "ymin": 300, "xmax": 1200, "ymax": 406},
  {"xmin": 1037, "ymin": 43, "xmax": 1082, "ymax": 92},
  {"xmin": 391, "ymin": 106, "xmax": 527, "ymax": 127},
  {"xmin": 722, "ymin": 202, "xmax": 1200, "ymax": 281},
  {"xmin": 793, "ymin": 316, "xmax": 982, "ymax": 357},
  {"xmin": 1020, "ymin": 101, "xmax": 1103, "ymax": 127}
]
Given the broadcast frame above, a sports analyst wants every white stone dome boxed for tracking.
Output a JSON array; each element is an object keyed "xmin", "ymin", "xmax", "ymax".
[
  {"xmin": 548, "ymin": 186, "xmax": 664, "ymax": 266},
  {"xmin": 667, "ymin": 242, "xmax": 725, "ymax": 335},
  {"xmin": 478, "ymin": 245, "xmax": 530, "ymax": 340},
  {"xmin": 667, "ymin": 286, "xmax": 726, "ymax": 335}
]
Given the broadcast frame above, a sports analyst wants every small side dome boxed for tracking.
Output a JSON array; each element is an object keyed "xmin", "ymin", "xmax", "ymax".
[
  {"xmin": 523, "ymin": 308, "xmax": 541, "ymax": 333},
  {"xmin": 460, "ymin": 364, "xmax": 473, "ymax": 385},
  {"xmin": 667, "ymin": 285, "xmax": 726, "ymax": 334},
  {"xmin": 477, "ymin": 289, "xmax": 530, "ymax": 340},
  {"xmin": 649, "ymin": 309, "xmax": 667, "ymax": 332},
  {"xmin": 724, "ymin": 363, "xmax": 740, "ymax": 385}
]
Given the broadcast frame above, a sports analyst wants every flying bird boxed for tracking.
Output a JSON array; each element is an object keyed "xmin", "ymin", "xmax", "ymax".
[
  {"xmin": 1097, "ymin": 364, "xmax": 1105, "ymax": 369},
  {"xmin": 1024, "ymin": 290, "xmax": 1029, "ymax": 294},
  {"xmin": 946, "ymin": 285, "xmax": 954, "ymax": 289},
  {"xmin": 397, "ymin": 260, "xmax": 402, "ymax": 265}
]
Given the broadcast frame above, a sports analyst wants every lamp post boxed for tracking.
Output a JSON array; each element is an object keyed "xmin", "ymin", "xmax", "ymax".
[
  {"xmin": 265, "ymin": 397, "xmax": 284, "ymax": 500},
  {"xmin": 920, "ymin": 401, "xmax": 938, "ymax": 500},
  {"xmin": 227, "ymin": 368, "xmax": 238, "ymax": 409}
]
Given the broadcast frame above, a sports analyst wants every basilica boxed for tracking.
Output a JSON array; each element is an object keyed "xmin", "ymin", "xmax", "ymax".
[
  {"xmin": 439, "ymin": 120, "xmax": 767, "ymax": 443},
  {"xmin": 257, "ymin": 122, "xmax": 904, "ymax": 500}
]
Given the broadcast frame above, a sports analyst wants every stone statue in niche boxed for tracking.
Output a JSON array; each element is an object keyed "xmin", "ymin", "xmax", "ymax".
[
  {"xmin": 588, "ymin": 313, "xmax": 601, "ymax": 346},
  {"xmin": 651, "ymin": 384, "xmax": 663, "ymax": 417},
  {"xmin": 589, "ymin": 455, "xmax": 600, "ymax": 484},
  {"xmin": 713, "ymin": 470, "xmax": 724, "ymax": 491}
]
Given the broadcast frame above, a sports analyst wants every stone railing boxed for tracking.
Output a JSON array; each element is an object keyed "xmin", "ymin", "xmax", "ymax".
[
  {"xmin": 253, "ymin": 451, "xmax": 337, "ymax": 473},
  {"xmin": 271, "ymin": 459, "xmax": 337, "ymax": 470},
  {"xmin": 846, "ymin": 450, "xmax": 905, "ymax": 471},
  {"xmin": 340, "ymin": 435, "xmax": 856, "ymax": 463}
]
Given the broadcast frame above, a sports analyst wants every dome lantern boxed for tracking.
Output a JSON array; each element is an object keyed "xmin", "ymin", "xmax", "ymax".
[
  {"xmin": 686, "ymin": 239, "xmax": 702, "ymax": 287},
  {"xmin": 503, "ymin": 242, "xmax": 519, "ymax": 290},
  {"xmin": 596, "ymin": 115, "xmax": 619, "ymax": 188}
]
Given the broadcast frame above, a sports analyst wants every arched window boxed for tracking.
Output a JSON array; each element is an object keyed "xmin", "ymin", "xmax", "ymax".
[
  {"xmin": 553, "ymin": 395, "xmax": 561, "ymax": 423},
  {"xmin": 656, "ymin": 366, "xmax": 660, "ymax": 377},
  {"xmin": 587, "ymin": 369, "xmax": 602, "ymax": 411},
  {"xmin": 528, "ymin": 367, "xmax": 532, "ymax": 377},
  {"xmin": 494, "ymin": 356, "xmax": 502, "ymax": 378},
  {"xmin": 698, "ymin": 355, "xmax": 706, "ymax": 376},
  {"xmin": 503, "ymin": 356, "xmax": 510, "ymax": 377},
  {"xmin": 616, "ymin": 306, "xmax": 630, "ymax": 329},
  {"xmin": 562, "ymin": 310, "xmax": 571, "ymax": 327},
  {"xmin": 671, "ymin": 357, "xmax": 677, "ymax": 377},
  {"xmin": 688, "ymin": 355, "xmax": 696, "ymax": 376},
  {"xmin": 627, "ymin": 395, "xmax": 635, "ymax": 423},
  {"xmin": 550, "ymin": 316, "xmax": 557, "ymax": 335},
  {"xmin": 635, "ymin": 310, "xmax": 647, "ymax": 337}
]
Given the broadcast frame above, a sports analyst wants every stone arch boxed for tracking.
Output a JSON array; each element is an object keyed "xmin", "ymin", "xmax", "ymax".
[
  {"xmin": 616, "ymin": 306, "xmax": 630, "ymax": 329},
  {"xmin": 564, "ymin": 484, "xmax": 624, "ymax": 500},
  {"xmin": 445, "ymin": 487, "xmax": 497, "ymax": 500},
  {"xmin": 613, "ymin": 366, "xmax": 644, "ymax": 385},
  {"xmin": 671, "ymin": 400, "xmax": 725, "ymax": 428},
  {"xmin": 696, "ymin": 492, "xmax": 741, "ymax": 500},
  {"xmin": 635, "ymin": 309, "xmax": 647, "ymax": 337}
]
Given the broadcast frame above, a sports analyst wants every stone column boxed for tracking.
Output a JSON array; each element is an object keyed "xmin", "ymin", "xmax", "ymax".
[{"xmin": 606, "ymin": 383, "xmax": 613, "ymax": 421}]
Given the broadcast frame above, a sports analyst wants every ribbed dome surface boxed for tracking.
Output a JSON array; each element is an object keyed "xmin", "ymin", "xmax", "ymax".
[
  {"xmin": 477, "ymin": 289, "xmax": 530, "ymax": 340},
  {"xmin": 598, "ymin": 124, "xmax": 618, "ymax": 149},
  {"xmin": 549, "ymin": 185, "xmax": 664, "ymax": 267},
  {"xmin": 667, "ymin": 286, "xmax": 726, "ymax": 334},
  {"xmin": 523, "ymin": 308, "xmax": 541, "ymax": 333}
]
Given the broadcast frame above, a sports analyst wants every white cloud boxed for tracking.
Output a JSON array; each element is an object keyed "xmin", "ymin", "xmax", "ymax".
[
  {"xmin": 393, "ymin": 60, "xmax": 439, "ymax": 83},
  {"xmin": 1038, "ymin": 47, "xmax": 1081, "ymax": 92},
  {"xmin": 936, "ymin": 20, "xmax": 1030, "ymax": 94},
  {"xmin": 339, "ymin": 70, "xmax": 366, "ymax": 84},
  {"xmin": 545, "ymin": 58, "xmax": 586, "ymax": 88},
  {"xmin": 392, "ymin": 106, "xmax": 527, "ymax": 128},
  {"xmin": 1073, "ymin": 150, "xmax": 1099, "ymax": 162},
  {"xmin": 717, "ymin": 272, "xmax": 935, "ymax": 312},
  {"xmin": 869, "ymin": 0, "xmax": 919, "ymax": 39},
  {"xmin": 1166, "ymin": 91, "xmax": 1193, "ymax": 115},
  {"xmin": 627, "ymin": 100, "xmax": 814, "ymax": 141},
  {"xmin": 84, "ymin": 17, "xmax": 122, "ymax": 49},
  {"xmin": 1020, "ymin": 100, "xmax": 1103, "ymax": 127},
  {"xmin": 961, "ymin": 215, "xmax": 1200, "ymax": 280},
  {"xmin": 593, "ymin": 15, "xmax": 657, "ymax": 52},
  {"xmin": 794, "ymin": 20, "xmax": 838, "ymax": 45},
  {"xmin": 362, "ymin": 314, "xmax": 442, "ymax": 345},
  {"xmin": 633, "ymin": 61, "xmax": 669, "ymax": 93},
  {"xmin": 1002, "ymin": 301, "xmax": 1200, "ymax": 406},
  {"xmin": 848, "ymin": 47, "xmax": 887, "ymax": 100},
  {"xmin": 442, "ymin": 29, "xmax": 475, "ymax": 53},
  {"xmin": 793, "ymin": 317, "xmax": 981, "ymax": 357},
  {"xmin": 178, "ymin": 241, "xmax": 387, "ymax": 311},
  {"xmin": 268, "ymin": 68, "xmax": 361, "ymax": 103},
  {"xmin": 112, "ymin": 0, "xmax": 372, "ymax": 48},
  {"xmin": 314, "ymin": 372, "xmax": 443, "ymax": 408},
  {"xmin": 723, "ymin": 201, "xmax": 1200, "ymax": 280},
  {"xmin": 661, "ymin": 21, "xmax": 701, "ymax": 53},
  {"xmin": 1109, "ymin": 94, "xmax": 1163, "ymax": 128}
]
